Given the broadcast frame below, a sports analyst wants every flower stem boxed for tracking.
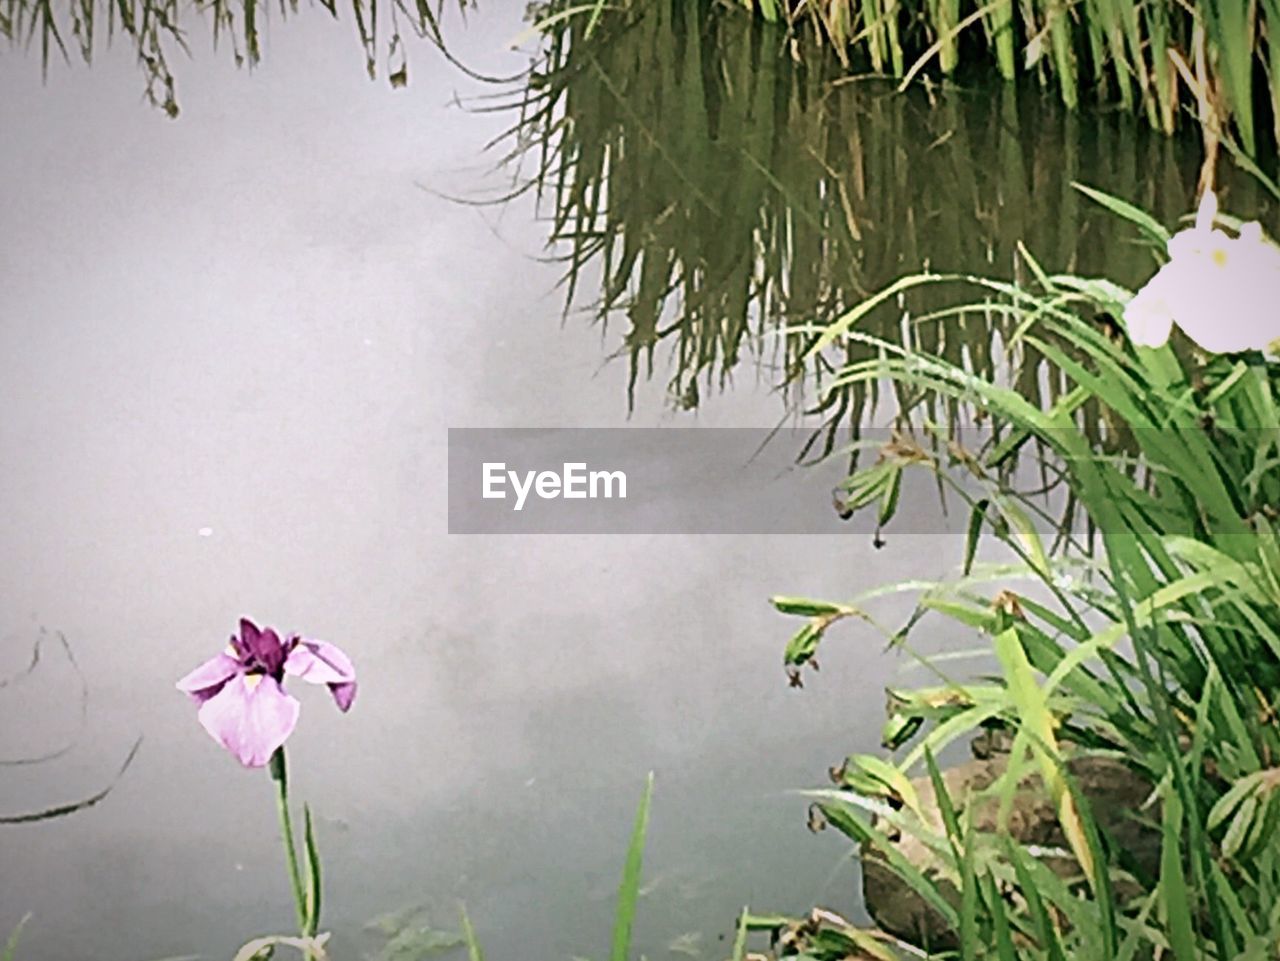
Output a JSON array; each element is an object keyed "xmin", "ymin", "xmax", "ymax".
[{"xmin": 268, "ymin": 747, "xmax": 308, "ymax": 936}]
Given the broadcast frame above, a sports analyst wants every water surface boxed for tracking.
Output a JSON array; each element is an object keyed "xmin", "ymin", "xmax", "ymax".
[{"xmin": 0, "ymin": 6, "xmax": 1269, "ymax": 961}]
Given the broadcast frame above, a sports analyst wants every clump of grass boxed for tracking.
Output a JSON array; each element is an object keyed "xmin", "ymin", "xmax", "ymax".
[
  {"xmin": 512, "ymin": 1, "xmax": 1274, "ymax": 469},
  {"xmin": 764, "ymin": 186, "xmax": 1280, "ymax": 957},
  {"xmin": 734, "ymin": 0, "xmax": 1278, "ymax": 164}
]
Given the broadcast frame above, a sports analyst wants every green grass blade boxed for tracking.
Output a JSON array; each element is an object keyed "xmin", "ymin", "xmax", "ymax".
[
  {"xmin": 731, "ymin": 907, "xmax": 749, "ymax": 961},
  {"xmin": 1072, "ymin": 182, "xmax": 1171, "ymax": 246},
  {"xmin": 958, "ymin": 819, "xmax": 978, "ymax": 961},
  {"xmin": 993, "ymin": 625, "xmax": 1095, "ymax": 880},
  {"xmin": 924, "ymin": 747, "xmax": 962, "ymax": 843},
  {"xmin": 301, "ymin": 803, "xmax": 322, "ymax": 937},
  {"xmin": 983, "ymin": 875, "xmax": 1017, "ymax": 961},
  {"xmin": 963, "ymin": 499, "xmax": 988, "ymax": 576},
  {"xmin": 459, "ymin": 904, "xmax": 485, "ymax": 961},
  {"xmin": 1159, "ymin": 790, "xmax": 1198, "ymax": 961},
  {"xmin": 2, "ymin": 915, "xmax": 30, "ymax": 961},
  {"xmin": 610, "ymin": 771, "xmax": 654, "ymax": 961}
]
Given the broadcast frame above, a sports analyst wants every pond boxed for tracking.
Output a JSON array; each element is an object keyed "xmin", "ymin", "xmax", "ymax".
[{"xmin": 0, "ymin": 4, "xmax": 1273, "ymax": 961}]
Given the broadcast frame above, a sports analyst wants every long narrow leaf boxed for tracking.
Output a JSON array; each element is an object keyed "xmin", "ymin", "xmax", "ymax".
[{"xmin": 610, "ymin": 771, "xmax": 654, "ymax": 961}]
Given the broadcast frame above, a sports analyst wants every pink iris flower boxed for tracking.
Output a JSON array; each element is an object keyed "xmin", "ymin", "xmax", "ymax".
[{"xmin": 177, "ymin": 618, "xmax": 356, "ymax": 767}]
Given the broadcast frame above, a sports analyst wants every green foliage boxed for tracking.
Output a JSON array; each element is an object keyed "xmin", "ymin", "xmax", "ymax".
[
  {"xmin": 732, "ymin": 0, "xmax": 1280, "ymax": 163},
  {"xmin": 1, "ymin": 0, "xmax": 471, "ymax": 114},
  {"xmin": 516, "ymin": 2, "xmax": 1271, "ymax": 431},
  {"xmin": 769, "ymin": 187, "xmax": 1280, "ymax": 956}
]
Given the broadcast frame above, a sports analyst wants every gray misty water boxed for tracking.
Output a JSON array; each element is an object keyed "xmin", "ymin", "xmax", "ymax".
[
  {"xmin": 0, "ymin": 10, "xmax": 952, "ymax": 960},
  {"xmin": 0, "ymin": 5, "xmax": 1261, "ymax": 961}
]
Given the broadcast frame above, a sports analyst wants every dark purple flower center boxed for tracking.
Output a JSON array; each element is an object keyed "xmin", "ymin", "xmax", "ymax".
[{"xmin": 234, "ymin": 618, "xmax": 293, "ymax": 680}]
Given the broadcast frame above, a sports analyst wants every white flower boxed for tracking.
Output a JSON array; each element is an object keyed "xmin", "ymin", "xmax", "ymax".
[{"xmin": 1123, "ymin": 189, "xmax": 1280, "ymax": 354}]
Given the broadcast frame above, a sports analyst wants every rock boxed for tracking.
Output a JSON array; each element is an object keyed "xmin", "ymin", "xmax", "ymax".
[{"xmin": 860, "ymin": 751, "xmax": 1158, "ymax": 950}]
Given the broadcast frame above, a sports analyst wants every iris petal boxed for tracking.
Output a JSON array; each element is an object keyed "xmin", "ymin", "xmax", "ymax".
[
  {"xmin": 329, "ymin": 681, "xmax": 357, "ymax": 712},
  {"xmin": 239, "ymin": 618, "xmax": 263, "ymax": 652},
  {"xmin": 196, "ymin": 673, "xmax": 301, "ymax": 767},
  {"xmin": 1123, "ymin": 266, "xmax": 1177, "ymax": 348},
  {"xmin": 175, "ymin": 653, "xmax": 242, "ymax": 703},
  {"xmin": 1130, "ymin": 211, "xmax": 1280, "ymax": 355},
  {"xmin": 284, "ymin": 639, "xmax": 355, "ymax": 685},
  {"xmin": 240, "ymin": 618, "xmax": 287, "ymax": 676},
  {"xmin": 285, "ymin": 639, "xmax": 358, "ymax": 712}
]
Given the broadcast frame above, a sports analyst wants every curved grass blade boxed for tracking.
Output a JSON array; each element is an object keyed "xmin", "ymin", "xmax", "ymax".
[
  {"xmin": 1072, "ymin": 183, "xmax": 1171, "ymax": 246},
  {"xmin": 992, "ymin": 626, "xmax": 1094, "ymax": 881},
  {"xmin": 0, "ymin": 630, "xmax": 89, "ymax": 766},
  {"xmin": 0, "ymin": 736, "xmax": 142, "ymax": 824},
  {"xmin": 232, "ymin": 932, "xmax": 329, "ymax": 961}
]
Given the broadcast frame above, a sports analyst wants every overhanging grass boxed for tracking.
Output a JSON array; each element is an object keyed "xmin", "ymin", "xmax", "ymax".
[
  {"xmin": 734, "ymin": 0, "xmax": 1279, "ymax": 163},
  {"xmin": 0, "ymin": 0, "xmax": 472, "ymax": 114},
  {"xmin": 508, "ymin": 1, "xmax": 1276, "ymax": 481}
]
